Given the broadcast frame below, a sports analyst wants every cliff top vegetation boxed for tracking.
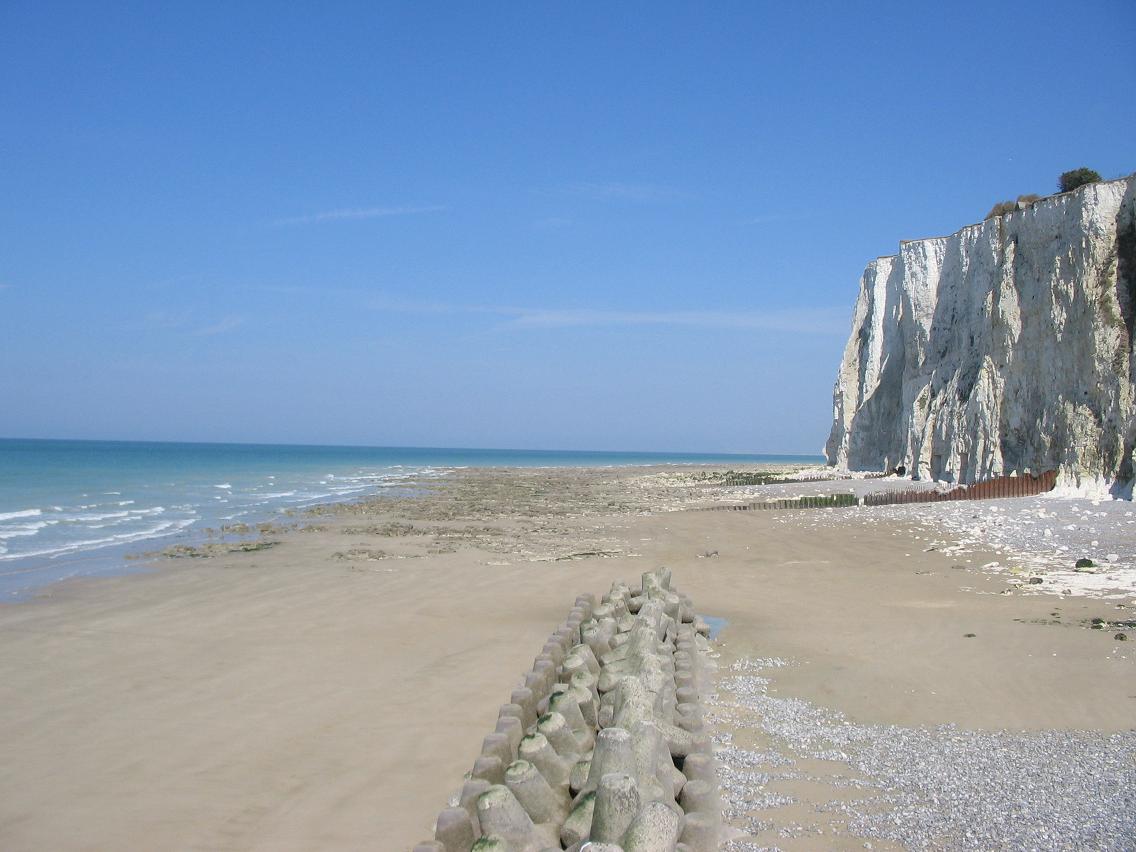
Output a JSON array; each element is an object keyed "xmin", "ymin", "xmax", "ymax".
[
  {"xmin": 1059, "ymin": 167, "xmax": 1103, "ymax": 193},
  {"xmin": 984, "ymin": 167, "xmax": 1105, "ymax": 220}
]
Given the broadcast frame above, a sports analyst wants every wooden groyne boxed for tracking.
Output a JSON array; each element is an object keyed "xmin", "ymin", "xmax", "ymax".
[
  {"xmin": 708, "ymin": 470, "xmax": 1058, "ymax": 512},
  {"xmin": 713, "ymin": 494, "xmax": 859, "ymax": 511},
  {"xmin": 863, "ymin": 470, "xmax": 1058, "ymax": 505}
]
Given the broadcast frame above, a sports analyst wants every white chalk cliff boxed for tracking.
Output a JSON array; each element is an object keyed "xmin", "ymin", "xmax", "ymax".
[{"xmin": 826, "ymin": 174, "xmax": 1136, "ymax": 496}]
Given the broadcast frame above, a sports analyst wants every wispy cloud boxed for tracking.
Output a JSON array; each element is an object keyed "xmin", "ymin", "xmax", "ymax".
[
  {"xmin": 243, "ymin": 283, "xmax": 844, "ymax": 335},
  {"xmin": 271, "ymin": 205, "xmax": 448, "ymax": 227},
  {"xmin": 743, "ymin": 212, "xmax": 814, "ymax": 226},
  {"xmin": 138, "ymin": 309, "xmax": 194, "ymax": 331},
  {"xmin": 135, "ymin": 310, "xmax": 245, "ymax": 336},
  {"xmin": 365, "ymin": 295, "xmax": 846, "ymax": 335},
  {"xmin": 502, "ymin": 306, "xmax": 847, "ymax": 334},
  {"xmin": 254, "ymin": 283, "xmax": 361, "ymax": 297},
  {"xmin": 196, "ymin": 315, "xmax": 244, "ymax": 336},
  {"xmin": 559, "ymin": 181, "xmax": 681, "ymax": 203}
]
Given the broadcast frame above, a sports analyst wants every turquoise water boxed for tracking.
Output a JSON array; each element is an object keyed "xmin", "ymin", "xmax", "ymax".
[{"xmin": 0, "ymin": 438, "xmax": 821, "ymax": 599}]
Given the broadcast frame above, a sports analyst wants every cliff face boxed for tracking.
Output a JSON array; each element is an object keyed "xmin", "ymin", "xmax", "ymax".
[{"xmin": 826, "ymin": 175, "xmax": 1136, "ymax": 495}]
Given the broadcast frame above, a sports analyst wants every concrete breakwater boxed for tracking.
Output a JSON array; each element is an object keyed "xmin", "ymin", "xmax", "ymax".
[{"xmin": 413, "ymin": 568, "xmax": 722, "ymax": 852}]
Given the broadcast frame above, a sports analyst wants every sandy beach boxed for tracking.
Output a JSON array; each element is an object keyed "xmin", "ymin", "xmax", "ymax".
[
  {"xmin": 0, "ymin": 466, "xmax": 1132, "ymax": 850},
  {"xmin": 7, "ymin": 5, "xmax": 1133, "ymax": 850}
]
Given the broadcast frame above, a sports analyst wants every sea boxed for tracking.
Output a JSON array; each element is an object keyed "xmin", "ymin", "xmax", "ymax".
[{"xmin": 0, "ymin": 438, "xmax": 822, "ymax": 600}]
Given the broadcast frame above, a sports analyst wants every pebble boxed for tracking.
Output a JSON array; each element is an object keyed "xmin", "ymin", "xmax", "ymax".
[
  {"xmin": 710, "ymin": 658, "xmax": 1136, "ymax": 850},
  {"xmin": 766, "ymin": 492, "xmax": 1135, "ymax": 599}
]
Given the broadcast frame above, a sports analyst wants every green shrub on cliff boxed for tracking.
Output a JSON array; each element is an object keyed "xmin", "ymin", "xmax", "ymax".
[
  {"xmin": 1058, "ymin": 168, "xmax": 1102, "ymax": 193},
  {"xmin": 984, "ymin": 194, "xmax": 1043, "ymax": 220},
  {"xmin": 983, "ymin": 166, "xmax": 1113, "ymax": 220}
]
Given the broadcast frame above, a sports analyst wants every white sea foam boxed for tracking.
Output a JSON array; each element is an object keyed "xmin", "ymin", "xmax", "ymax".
[
  {"xmin": 0, "ymin": 519, "xmax": 195, "ymax": 562},
  {"xmin": 0, "ymin": 521, "xmax": 48, "ymax": 540},
  {"xmin": 0, "ymin": 509, "xmax": 42, "ymax": 522},
  {"xmin": 67, "ymin": 511, "xmax": 131, "ymax": 523},
  {"xmin": 89, "ymin": 507, "xmax": 168, "ymax": 528},
  {"xmin": 0, "ymin": 458, "xmax": 446, "ymax": 594}
]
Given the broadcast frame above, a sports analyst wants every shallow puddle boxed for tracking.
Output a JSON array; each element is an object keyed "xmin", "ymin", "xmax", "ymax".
[{"xmin": 703, "ymin": 614, "xmax": 728, "ymax": 638}]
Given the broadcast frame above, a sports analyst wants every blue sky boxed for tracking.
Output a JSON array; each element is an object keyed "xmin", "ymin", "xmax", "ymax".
[{"xmin": 2, "ymin": 1, "xmax": 1133, "ymax": 454}]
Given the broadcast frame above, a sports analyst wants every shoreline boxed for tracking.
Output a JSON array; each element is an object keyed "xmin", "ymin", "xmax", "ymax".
[
  {"xmin": 0, "ymin": 449, "xmax": 823, "ymax": 603},
  {"xmin": 0, "ymin": 465, "xmax": 1132, "ymax": 849},
  {"xmin": 4, "ymin": 451, "xmax": 1131, "ymax": 607}
]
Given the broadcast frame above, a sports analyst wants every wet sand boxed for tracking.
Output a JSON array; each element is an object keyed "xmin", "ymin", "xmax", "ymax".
[{"xmin": 0, "ymin": 467, "xmax": 1131, "ymax": 850}]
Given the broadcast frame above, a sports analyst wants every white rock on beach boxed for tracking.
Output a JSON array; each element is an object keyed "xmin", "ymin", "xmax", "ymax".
[{"xmin": 825, "ymin": 175, "xmax": 1136, "ymax": 497}]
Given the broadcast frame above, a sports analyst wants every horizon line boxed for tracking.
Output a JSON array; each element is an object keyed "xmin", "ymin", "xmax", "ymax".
[{"xmin": 0, "ymin": 435, "xmax": 825, "ymax": 460}]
